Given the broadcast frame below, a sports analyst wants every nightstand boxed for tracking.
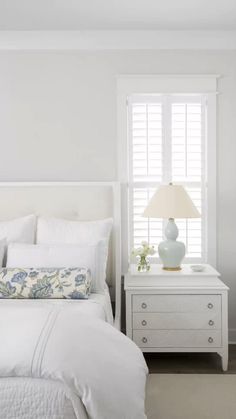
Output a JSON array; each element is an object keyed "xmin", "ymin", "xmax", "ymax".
[{"xmin": 124, "ymin": 264, "xmax": 229, "ymax": 371}]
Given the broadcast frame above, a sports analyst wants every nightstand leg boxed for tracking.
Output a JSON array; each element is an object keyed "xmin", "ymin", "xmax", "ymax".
[
  {"xmin": 221, "ymin": 351, "xmax": 228, "ymax": 372},
  {"xmin": 221, "ymin": 291, "xmax": 228, "ymax": 372}
]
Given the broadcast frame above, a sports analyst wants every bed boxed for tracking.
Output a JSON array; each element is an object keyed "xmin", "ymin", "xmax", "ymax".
[{"xmin": 0, "ymin": 182, "xmax": 148, "ymax": 419}]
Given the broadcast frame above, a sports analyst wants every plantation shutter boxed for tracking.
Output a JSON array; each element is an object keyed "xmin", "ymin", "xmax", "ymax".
[{"xmin": 129, "ymin": 94, "xmax": 206, "ymax": 261}]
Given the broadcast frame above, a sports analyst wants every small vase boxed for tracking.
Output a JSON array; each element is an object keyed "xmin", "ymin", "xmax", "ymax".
[{"xmin": 137, "ymin": 255, "xmax": 150, "ymax": 272}]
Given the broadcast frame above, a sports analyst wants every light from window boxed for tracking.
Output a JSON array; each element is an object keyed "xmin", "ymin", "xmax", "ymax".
[{"xmin": 128, "ymin": 94, "xmax": 206, "ymax": 261}]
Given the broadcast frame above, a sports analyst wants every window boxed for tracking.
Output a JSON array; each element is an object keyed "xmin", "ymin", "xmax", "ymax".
[
  {"xmin": 117, "ymin": 76, "xmax": 217, "ymax": 269},
  {"xmin": 129, "ymin": 94, "xmax": 206, "ymax": 262}
]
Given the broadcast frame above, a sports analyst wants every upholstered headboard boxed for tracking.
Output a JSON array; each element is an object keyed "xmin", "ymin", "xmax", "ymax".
[{"xmin": 0, "ymin": 181, "xmax": 121, "ymax": 328}]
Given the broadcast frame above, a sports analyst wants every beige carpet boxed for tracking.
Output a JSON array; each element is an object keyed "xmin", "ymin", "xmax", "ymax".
[{"xmin": 146, "ymin": 374, "xmax": 236, "ymax": 419}]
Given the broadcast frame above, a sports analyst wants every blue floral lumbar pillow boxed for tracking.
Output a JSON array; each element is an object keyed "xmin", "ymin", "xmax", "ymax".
[{"xmin": 0, "ymin": 267, "xmax": 91, "ymax": 299}]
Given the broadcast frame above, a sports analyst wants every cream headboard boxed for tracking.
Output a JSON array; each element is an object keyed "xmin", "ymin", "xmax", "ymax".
[{"xmin": 0, "ymin": 181, "xmax": 121, "ymax": 329}]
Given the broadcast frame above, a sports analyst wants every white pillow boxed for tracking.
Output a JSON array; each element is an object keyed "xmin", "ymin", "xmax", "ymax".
[
  {"xmin": 0, "ymin": 214, "xmax": 36, "ymax": 266},
  {"xmin": 7, "ymin": 241, "xmax": 109, "ymax": 294},
  {"xmin": 0, "ymin": 214, "xmax": 36, "ymax": 244},
  {"xmin": 36, "ymin": 216, "xmax": 113, "ymax": 245}
]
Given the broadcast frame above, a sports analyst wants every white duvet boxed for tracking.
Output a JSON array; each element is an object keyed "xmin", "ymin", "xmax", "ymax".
[{"xmin": 0, "ymin": 302, "xmax": 148, "ymax": 419}]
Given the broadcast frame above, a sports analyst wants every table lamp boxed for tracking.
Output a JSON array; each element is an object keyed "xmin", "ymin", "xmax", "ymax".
[{"xmin": 143, "ymin": 183, "xmax": 200, "ymax": 271}]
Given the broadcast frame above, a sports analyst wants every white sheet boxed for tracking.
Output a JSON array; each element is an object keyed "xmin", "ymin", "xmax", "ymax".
[
  {"xmin": 89, "ymin": 287, "xmax": 114, "ymax": 324},
  {"xmin": 0, "ymin": 303, "xmax": 147, "ymax": 419},
  {"xmin": 0, "ymin": 286, "xmax": 113, "ymax": 324}
]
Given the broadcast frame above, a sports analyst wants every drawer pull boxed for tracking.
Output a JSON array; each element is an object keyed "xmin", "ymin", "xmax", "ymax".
[
  {"xmin": 141, "ymin": 303, "xmax": 147, "ymax": 309},
  {"xmin": 208, "ymin": 337, "xmax": 214, "ymax": 343},
  {"xmin": 142, "ymin": 337, "xmax": 148, "ymax": 343},
  {"xmin": 208, "ymin": 320, "xmax": 214, "ymax": 326},
  {"xmin": 141, "ymin": 320, "xmax": 147, "ymax": 326},
  {"xmin": 208, "ymin": 303, "xmax": 213, "ymax": 309}
]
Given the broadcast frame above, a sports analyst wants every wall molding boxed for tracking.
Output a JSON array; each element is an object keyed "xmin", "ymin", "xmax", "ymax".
[{"xmin": 0, "ymin": 30, "xmax": 236, "ymax": 50}]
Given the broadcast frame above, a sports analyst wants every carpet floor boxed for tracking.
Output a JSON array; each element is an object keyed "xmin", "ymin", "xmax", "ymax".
[{"xmin": 146, "ymin": 374, "xmax": 236, "ymax": 419}]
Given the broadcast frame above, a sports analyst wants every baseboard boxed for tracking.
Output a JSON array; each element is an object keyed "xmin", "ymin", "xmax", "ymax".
[{"xmin": 229, "ymin": 329, "xmax": 236, "ymax": 344}]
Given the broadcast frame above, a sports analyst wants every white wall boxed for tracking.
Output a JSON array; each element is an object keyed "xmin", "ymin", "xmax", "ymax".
[{"xmin": 0, "ymin": 50, "xmax": 236, "ymax": 339}]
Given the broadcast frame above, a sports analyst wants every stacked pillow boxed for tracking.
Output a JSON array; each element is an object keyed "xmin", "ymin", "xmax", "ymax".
[
  {"xmin": 0, "ymin": 214, "xmax": 36, "ymax": 265},
  {"xmin": 37, "ymin": 216, "xmax": 113, "ymax": 245},
  {"xmin": 2, "ymin": 216, "xmax": 113, "ymax": 296},
  {"xmin": 7, "ymin": 240, "xmax": 109, "ymax": 294}
]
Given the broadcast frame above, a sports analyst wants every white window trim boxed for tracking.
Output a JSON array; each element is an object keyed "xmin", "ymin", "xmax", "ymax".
[{"xmin": 117, "ymin": 75, "xmax": 218, "ymax": 272}]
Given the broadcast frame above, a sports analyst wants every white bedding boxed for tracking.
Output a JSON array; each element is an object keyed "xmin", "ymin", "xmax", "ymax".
[
  {"xmin": 89, "ymin": 288, "xmax": 114, "ymax": 324},
  {"xmin": 0, "ymin": 377, "xmax": 88, "ymax": 419},
  {"xmin": 0, "ymin": 286, "xmax": 113, "ymax": 323},
  {"xmin": 0, "ymin": 294, "xmax": 147, "ymax": 419}
]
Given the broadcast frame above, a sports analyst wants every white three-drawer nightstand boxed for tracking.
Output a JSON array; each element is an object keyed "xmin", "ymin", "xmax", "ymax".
[{"xmin": 125, "ymin": 264, "xmax": 229, "ymax": 371}]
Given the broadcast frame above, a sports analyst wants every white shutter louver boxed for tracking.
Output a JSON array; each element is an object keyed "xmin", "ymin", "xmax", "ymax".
[
  {"xmin": 131, "ymin": 102, "xmax": 162, "ymax": 181},
  {"xmin": 133, "ymin": 188, "xmax": 163, "ymax": 248},
  {"xmin": 129, "ymin": 94, "xmax": 206, "ymax": 262},
  {"xmin": 171, "ymin": 100, "xmax": 204, "ymax": 258},
  {"xmin": 172, "ymin": 102, "xmax": 202, "ymax": 181}
]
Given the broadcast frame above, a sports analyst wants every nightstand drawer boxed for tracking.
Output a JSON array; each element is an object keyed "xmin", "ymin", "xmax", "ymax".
[
  {"xmin": 133, "ymin": 312, "xmax": 221, "ymax": 330},
  {"xmin": 133, "ymin": 330, "xmax": 222, "ymax": 348},
  {"xmin": 132, "ymin": 294, "xmax": 221, "ymax": 313}
]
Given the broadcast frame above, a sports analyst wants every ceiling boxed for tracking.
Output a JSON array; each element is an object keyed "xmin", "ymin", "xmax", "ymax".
[{"xmin": 0, "ymin": 0, "xmax": 236, "ymax": 31}]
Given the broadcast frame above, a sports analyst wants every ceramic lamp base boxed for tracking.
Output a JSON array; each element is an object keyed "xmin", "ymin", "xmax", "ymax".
[{"xmin": 158, "ymin": 219, "xmax": 185, "ymax": 270}]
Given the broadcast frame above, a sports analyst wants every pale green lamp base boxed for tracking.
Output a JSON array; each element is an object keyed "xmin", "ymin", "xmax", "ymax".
[{"xmin": 158, "ymin": 218, "xmax": 185, "ymax": 271}]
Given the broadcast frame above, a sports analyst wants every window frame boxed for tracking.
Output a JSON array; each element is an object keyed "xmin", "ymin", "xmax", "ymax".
[{"xmin": 117, "ymin": 75, "xmax": 218, "ymax": 272}]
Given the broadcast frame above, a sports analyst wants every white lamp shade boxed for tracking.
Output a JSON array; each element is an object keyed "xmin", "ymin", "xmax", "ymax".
[{"xmin": 143, "ymin": 184, "xmax": 201, "ymax": 219}]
